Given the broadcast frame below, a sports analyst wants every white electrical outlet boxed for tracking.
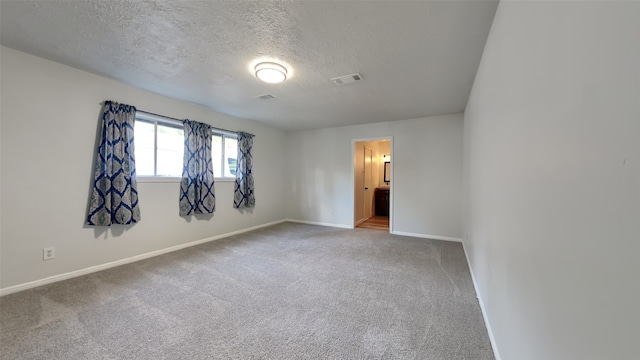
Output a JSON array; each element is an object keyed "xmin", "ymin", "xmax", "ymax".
[{"xmin": 43, "ymin": 247, "xmax": 55, "ymax": 260}]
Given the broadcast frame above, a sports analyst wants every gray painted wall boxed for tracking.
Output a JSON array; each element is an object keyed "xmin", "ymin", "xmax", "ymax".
[
  {"xmin": 286, "ymin": 114, "xmax": 464, "ymax": 240},
  {"xmin": 464, "ymin": 2, "xmax": 640, "ymax": 359},
  {"xmin": 0, "ymin": 47, "xmax": 287, "ymax": 289}
]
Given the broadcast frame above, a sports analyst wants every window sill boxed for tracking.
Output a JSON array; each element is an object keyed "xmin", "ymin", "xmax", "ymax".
[
  {"xmin": 215, "ymin": 177, "xmax": 236, "ymax": 183},
  {"xmin": 137, "ymin": 176, "xmax": 236, "ymax": 183},
  {"xmin": 137, "ymin": 176, "xmax": 180, "ymax": 183}
]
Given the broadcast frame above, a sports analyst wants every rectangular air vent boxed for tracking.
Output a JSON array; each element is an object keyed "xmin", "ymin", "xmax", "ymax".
[
  {"xmin": 331, "ymin": 73, "xmax": 363, "ymax": 85},
  {"xmin": 256, "ymin": 94, "xmax": 276, "ymax": 100}
]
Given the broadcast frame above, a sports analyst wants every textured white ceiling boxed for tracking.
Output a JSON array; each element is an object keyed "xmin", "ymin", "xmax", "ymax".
[{"xmin": 0, "ymin": 0, "xmax": 498, "ymax": 131}]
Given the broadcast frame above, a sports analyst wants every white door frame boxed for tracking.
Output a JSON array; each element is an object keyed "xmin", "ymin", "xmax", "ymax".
[{"xmin": 351, "ymin": 136, "xmax": 394, "ymax": 232}]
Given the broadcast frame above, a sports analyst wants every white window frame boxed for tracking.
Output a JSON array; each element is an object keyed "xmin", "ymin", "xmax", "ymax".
[
  {"xmin": 212, "ymin": 130, "xmax": 239, "ymax": 180},
  {"xmin": 135, "ymin": 113, "xmax": 238, "ymax": 183},
  {"xmin": 135, "ymin": 113, "xmax": 183, "ymax": 182}
]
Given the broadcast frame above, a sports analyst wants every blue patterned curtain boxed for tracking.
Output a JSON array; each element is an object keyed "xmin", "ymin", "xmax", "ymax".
[
  {"xmin": 179, "ymin": 120, "xmax": 215, "ymax": 216},
  {"xmin": 86, "ymin": 101, "xmax": 140, "ymax": 226},
  {"xmin": 234, "ymin": 131, "xmax": 255, "ymax": 208}
]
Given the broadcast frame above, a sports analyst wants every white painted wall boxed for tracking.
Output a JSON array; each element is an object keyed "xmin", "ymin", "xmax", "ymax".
[
  {"xmin": 463, "ymin": 2, "xmax": 640, "ymax": 359},
  {"xmin": 0, "ymin": 47, "xmax": 287, "ymax": 289},
  {"xmin": 286, "ymin": 114, "xmax": 463, "ymax": 239}
]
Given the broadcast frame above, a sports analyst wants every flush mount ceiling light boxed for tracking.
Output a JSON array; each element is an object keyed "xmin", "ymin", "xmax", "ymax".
[{"xmin": 255, "ymin": 62, "xmax": 287, "ymax": 83}]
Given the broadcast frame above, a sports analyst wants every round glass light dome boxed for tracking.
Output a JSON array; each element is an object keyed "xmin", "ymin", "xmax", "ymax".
[{"xmin": 255, "ymin": 62, "xmax": 287, "ymax": 83}]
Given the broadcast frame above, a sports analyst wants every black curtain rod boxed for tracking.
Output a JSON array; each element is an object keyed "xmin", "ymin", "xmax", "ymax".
[{"xmin": 137, "ymin": 109, "xmax": 253, "ymax": 137}]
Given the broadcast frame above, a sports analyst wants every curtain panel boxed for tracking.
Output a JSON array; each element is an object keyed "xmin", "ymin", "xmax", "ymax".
[
  {"xmin": 179, "ymin": 119, "xmax": 215, "ymax": 216},
  {"xmin": 86, "ymin": 101, "xmax": 140, "ymax": 226},
  {"xmin": 233, "ymin": 131, "xmax": 255, "ymax": 209}
]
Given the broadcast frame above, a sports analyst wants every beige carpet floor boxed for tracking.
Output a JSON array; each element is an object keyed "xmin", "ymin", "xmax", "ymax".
[{"xmin": 0, "ymin": 222, "xmax": 494, "ymax": 359}]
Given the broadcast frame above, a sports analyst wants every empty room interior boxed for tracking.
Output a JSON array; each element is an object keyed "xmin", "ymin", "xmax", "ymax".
[{"xmin": 0, "ymin": 1, "xmax": 638, "ymax": 359}]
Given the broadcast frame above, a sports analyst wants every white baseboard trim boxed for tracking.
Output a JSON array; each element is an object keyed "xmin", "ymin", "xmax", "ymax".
[
  {"xmin": 285, "ymin": 219, "xmax": 354, "ymax": 229},
  {"xmin": 0, "ymin": 219, "xmax": 287, "ymax": 297},
  {"xmin": 462, "ymin": 241, "xmax": 502, "ymax": 360},
  {"xmin": 390, "ymin": 230, "xmax": 462, "ymax": 243}
]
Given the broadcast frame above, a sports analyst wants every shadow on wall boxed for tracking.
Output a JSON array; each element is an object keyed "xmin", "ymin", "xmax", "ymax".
[{"xmin": 89, "ymin": 224, "xmax": 135, "ymax": 239}]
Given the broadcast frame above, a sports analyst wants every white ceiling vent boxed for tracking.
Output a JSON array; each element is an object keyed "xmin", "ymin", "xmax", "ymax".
[
  {"xmin": 255, "ymin": 94, "xmax": 276, "ymax": 100},
  {"xmin": 331, "ymin": 73, "xmax": 363, "ymax": 85}
]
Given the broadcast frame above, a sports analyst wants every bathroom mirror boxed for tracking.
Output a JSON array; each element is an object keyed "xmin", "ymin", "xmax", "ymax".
[{"xmin": 383, "ymin": 161, "xmax": 391, "ymax": 183}]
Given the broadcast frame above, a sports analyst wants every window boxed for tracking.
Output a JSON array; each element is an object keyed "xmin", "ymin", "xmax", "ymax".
[
  {"xmin": 134, "ymin": 115, "xmax": 184, "ymax": 177},
  {"xmin": 134, "ymin": 113, "xmax": 238, "ymax": 179},
  {"xmin": 212, "ymin": 132, "xmax": 238, "ymax": 178}
]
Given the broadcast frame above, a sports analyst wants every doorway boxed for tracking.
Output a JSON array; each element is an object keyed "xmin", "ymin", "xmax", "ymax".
[{"xmin": 353, "ymin": 138, "xmax": 392, "ymax": 231}]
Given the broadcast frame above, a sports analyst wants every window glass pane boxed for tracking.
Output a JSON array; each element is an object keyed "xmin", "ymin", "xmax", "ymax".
[
  {"xmin": 134, "ymin": 118, "xmax": 240, "ymax": 179},
  {"xmin": 156, "ymin": 124, "xmax": 184, "ymax": 177},
  {"xmin": 224, "ymin": 136, "xmax": 238, "ymax": 178},
  {"xmin": 134, "ymin": 121, "xmax": 155, "ymax": 176},
  {"xmin": 211, "ymin": 134, "xmax": 223, "ymax": 178}
]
